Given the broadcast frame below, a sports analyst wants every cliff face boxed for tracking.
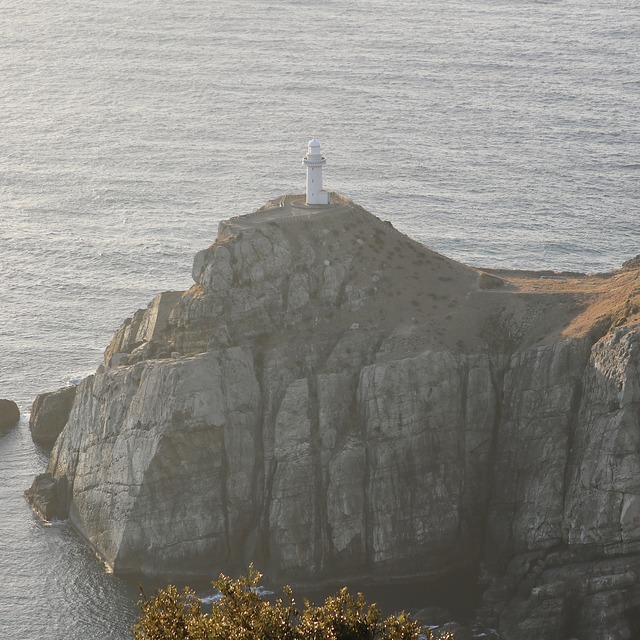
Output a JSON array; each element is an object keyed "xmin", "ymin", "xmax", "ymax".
[
  {"xmin": 481, "ymin": 327, "xmax": 640, "ymax": 639},
  {"xmin": 30, "ymin": 195, "xmax": 640, "ymax": 639}
]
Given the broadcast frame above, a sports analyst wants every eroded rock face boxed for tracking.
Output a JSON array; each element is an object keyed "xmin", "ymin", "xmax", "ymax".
[
  {"xmin": 103, "ymin": 290, "xmax": 183, "ymax": 366},
  {"xmin": 27, "ymin": 195, "xmax": 640, "ymax": 639},
  {"xmin": 480, "ymin": 327, "xmax": 640, "ymax": 639},
  {"xmin": 46, "ymin": 349, "xmax": 260, "ymax": 574}
]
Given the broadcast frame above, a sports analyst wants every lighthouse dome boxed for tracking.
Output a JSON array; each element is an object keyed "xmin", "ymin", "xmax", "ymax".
[{"xmin": 309, "ymin": 137, "xmax": 320, "ymax": 147}]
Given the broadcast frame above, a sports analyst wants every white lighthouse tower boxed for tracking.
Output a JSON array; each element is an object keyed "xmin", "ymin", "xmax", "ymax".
[{"xmin": 302, "ymin": 137, "xmax": 329, "ymax": 205}]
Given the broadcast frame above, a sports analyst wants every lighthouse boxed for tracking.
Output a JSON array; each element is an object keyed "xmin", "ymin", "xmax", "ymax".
[{"xmin": 302, "ymin": 137, "xmax": 329, "ymax": 205}]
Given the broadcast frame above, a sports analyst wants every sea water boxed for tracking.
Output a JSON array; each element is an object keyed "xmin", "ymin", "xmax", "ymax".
[{"xmin": 0, "ymin": 1, "xmax": 638, "ymax": 637}]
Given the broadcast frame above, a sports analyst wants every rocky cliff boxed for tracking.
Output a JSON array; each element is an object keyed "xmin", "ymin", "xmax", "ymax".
[{"xmin": 28, "ymin": 194, "xmax": 640, "ymax": 639}]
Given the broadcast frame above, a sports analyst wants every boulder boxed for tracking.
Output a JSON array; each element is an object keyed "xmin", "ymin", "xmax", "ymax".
[
  {"xmin": 0, "ymin": 399, "xmax": 20, "ymax": 430},
  {"xmin": 29, "ymin": 385, "xmax": 77, "ymax": 448}
]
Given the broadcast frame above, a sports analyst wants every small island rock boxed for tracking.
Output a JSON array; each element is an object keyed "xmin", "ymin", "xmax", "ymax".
[{"xmin": 0, "ymin": 399, "xmax": 20, "ymax": 430}]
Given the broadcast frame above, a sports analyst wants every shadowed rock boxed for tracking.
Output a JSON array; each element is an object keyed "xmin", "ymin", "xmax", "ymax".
[
  {"xmin": 25, "ymin": 473, "xmax": 70, "ymax": 521},
  {"xmin": 0, "ymin": 399, "xmax": 20, "ymax": 430},
  {"xmin": 29, "ymin": 385, "xmax": 77, "ymax": 448}
]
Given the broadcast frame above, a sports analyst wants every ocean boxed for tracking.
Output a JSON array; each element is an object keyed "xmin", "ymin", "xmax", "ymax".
[{"xmin": 0, "ymin": 0, "xmax": 638, "ymax": 637}]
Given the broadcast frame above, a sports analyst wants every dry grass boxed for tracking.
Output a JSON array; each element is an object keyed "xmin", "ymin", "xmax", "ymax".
[{"xmin": 504, "ymin": 266, "xmax": 640, "ymax": 338}]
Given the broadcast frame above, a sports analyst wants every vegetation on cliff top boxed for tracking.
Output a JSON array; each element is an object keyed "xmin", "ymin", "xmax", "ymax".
[{"xmin": 133, "ymin": 566, "xmax": 453, "ymax": 640}]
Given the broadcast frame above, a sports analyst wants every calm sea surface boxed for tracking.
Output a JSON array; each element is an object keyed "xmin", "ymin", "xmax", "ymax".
[{"xmin": 1, "ymin": 1, "xmax": 638, "ymax": 637}]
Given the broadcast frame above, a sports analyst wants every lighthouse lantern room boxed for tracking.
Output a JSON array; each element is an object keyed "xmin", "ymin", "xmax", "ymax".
[{"xmin": 302, "ymin": 137, "xmax": 329, "ymax": 205}]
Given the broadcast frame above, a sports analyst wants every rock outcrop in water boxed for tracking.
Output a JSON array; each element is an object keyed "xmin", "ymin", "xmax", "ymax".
[
  {"xmin": 27, "ymin": 194, "xmax": 640, "ymax": 639},
  {"xmin": 0, "ymin": 399, "xmax": 20, "ymax": 430},
  {"xmin": 29, "ymin": 385, "xmax": 77, "ymax": 448}
]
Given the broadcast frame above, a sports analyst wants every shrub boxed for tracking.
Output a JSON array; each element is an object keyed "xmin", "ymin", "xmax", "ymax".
[{"xmin": 133, "ymin": 565, "xmax": 453, "ymax": 640}]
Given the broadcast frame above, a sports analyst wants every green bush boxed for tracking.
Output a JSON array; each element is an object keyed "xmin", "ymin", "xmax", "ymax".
[{"xmin": 133, "ymin": 565, "xmax": 453, "ymax": 640}]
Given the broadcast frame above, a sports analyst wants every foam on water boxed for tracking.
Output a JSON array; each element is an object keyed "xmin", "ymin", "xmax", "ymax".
[
  {"xmin": 0, "ymin": 0, "xmax": 638, "ymax": 637},
  {"xmin": 199, "ymin": 585, "xmax": 275, "ymax": 606}
]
